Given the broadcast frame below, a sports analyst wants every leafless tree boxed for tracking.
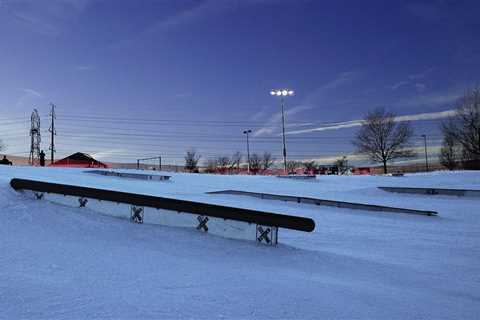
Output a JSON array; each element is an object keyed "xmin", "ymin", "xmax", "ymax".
[
  {"xmin": 353, "ymin": 107, "xmax": 416, "ymax": 174},
  {"xmin": 248, "ymin": 153, "xmax": 262, "ymax": 174},
  {"xmin": 215, "ymin": 156, "xmax": 231, "ymax": 174},
  {"xmin": 439, "ymin": 135, "xmax": 460, "ymax": 170},
  {"xmin": 0, "ymin": 139, "xmax": 4, "ymax": 152},
  {"xmin": 261, "ymin": 152, "xmax": 275, "ymax": 170},
  {"xmin": 302, "ymin": 160, "xmax": 317, "ymax": 173},
  {"xmin": 184, "ymin": 149, "xmax": 201, "ymax": 172},
  {"xmin": 335, "ymin": 156, "xmax": 348, "ymax": 175},
  {"xmin": 230, "ymin": 151, "xmax": 242, "ymax": 172},
  {"xmin": 286, "ymin": 160, "xmax": 301, "ymax": 173},
  {"xmin": 216, "ymin": 156, "xmax": 231, "ymax": 168},
  {"xmin": 303, "ymin": 160, "xmax": 317, "ymax": 171},
  {"xmin": 441, "ymin": 87, "xmax": 480, "ymax": 162}
]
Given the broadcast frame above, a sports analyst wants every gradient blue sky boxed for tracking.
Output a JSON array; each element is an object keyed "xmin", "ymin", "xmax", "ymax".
[{"xmin": 1, "ymin": 0, "xmax": 479, "ymax": 165}]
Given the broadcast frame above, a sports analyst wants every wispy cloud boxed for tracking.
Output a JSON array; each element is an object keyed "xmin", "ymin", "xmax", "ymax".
[
  {"xmin": 15, "ymin": 88, "xmax": 44, "ymax": 109},
  {"xmin": 397, "ymin": 90, "xmax": 462, "ymax": 108},
  {"xmin": 391, "ymin": 81, "xmax": 409, "ymax": 90},
  {"xmin": 299, "ymin": 71, "xmax": 360, "ymax": 111},
  {"xmin": 90, "ymin": 149, "xmax": 127, "ymax": 160},
  {"xmin": 253, "ymin": 104, "xmax": 312, "ymax": 137},
  {"xmin": 22, "ymin": 88, "xmax": 43, "ymax": 98},
  {"xmin": 390, "ymin": 67, "xmax": 434, "ymax": 92},
  {"xmin": 112, "ymin": 0, "xmax": 284, "ymax": 49},
  {"xmin": 149, "ymin": 0, "xmax": 282, "ymax": 34},
  {"xmin": 414, "ymin": 83, "xmax": 427, "ymax": 92},
  {"xmin": 3, "ymin": 0, "xmax": 91, "ymax": 36},
  {"xmin": 409, "ymin": 67, "xmax": 435, "ymax": 80},
  {"xmin": 285, "ymin": 109, "xmax": 456, "ymax": 135},
  {"xmin": 74, "ymin": 65, "xmax": 93, "ymax": 72}
]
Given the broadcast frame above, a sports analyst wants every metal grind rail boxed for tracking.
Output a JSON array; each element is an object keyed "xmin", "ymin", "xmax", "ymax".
[
  {"xmin": 207, "ymin": 190, "xmax": 438, "ymax": 216},
  {"xmin": 10, "ymin": 178, "xmax": 315, "ymax": 245},
  {"xmin": 378, "ymin": 186, "xmax": 480, "ymax": 198}
]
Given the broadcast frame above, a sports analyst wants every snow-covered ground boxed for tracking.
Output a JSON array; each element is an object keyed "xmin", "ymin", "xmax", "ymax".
[{"xmin": 1, "ymin": 166, "xmax": 479, "ymax": 319}]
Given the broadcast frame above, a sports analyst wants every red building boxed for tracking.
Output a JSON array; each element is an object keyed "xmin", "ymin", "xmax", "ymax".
[
  {"xmin": 352, "ymin": 167, "xmax": 371, "ymax": 175},
  {"xmin": 50, "ymin": 152, "xmax": 108, "ymax": 168}
]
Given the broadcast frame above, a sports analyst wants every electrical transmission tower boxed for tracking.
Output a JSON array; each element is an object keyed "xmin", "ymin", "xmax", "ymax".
[
  {"xmin": 48, "ymin": 103, "xmax": 56, "ymax": 163},
  {"xmin": 29, "ymin": 109, "xmax": 41, "ymax": 166}
]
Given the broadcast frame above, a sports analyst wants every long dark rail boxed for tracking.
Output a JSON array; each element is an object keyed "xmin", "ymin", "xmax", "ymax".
[{"xmin": 10, "ymin": 178, "xmax": 315, "ymax": 232}]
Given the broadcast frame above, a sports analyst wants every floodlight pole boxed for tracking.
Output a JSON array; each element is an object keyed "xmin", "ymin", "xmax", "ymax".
[
  {"xmin": 280, "ymin": 97, "xmax": 288, "ymax": 175},
  {"xmin": 271, "ymin": 89, "xmax": 293, "ymax": 175},
  {"xmin": 421, "ymin": 134, "xmax": 429, "ymax": 172},
  {"xmin": 243, "ymin": 129, "xmax": 252, "ymax": 174}
]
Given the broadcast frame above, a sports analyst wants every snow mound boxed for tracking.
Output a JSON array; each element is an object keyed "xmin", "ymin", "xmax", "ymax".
[{"xmin": 1, "ymin": 166, "xmax": 479, "ymax": 319}]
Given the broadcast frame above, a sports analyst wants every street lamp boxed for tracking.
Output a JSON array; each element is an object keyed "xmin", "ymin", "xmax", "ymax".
[
  {"xmin": 270, "ymin": 89, "xmax": 294, "ymax": 174},
  {"xmin": 243, "ymin": 129, "xmax": 252, "ymax": 174},
  {"xmin": 421, "ymin": 134, "xmax": 429, "ymax": 172}
]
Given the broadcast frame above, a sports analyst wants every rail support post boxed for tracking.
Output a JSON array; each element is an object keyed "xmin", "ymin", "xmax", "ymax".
[
  {"xmin": 196, "ymin": 215, "xmax": 209, "ymax": 232},
  {"xmin": 256, "ymin": 225, "xmax": 278, "ymax": 245},
  {"xmin": 78, "ymin": 197, "xmax": 88, "ymax": 207},
  {"xmin": 131, "ymin": 206, "xmax": 144, "ymax": 224},
  {"xmin": 34, "ymin": 192, "xmax": 44, "ymax": 200}
]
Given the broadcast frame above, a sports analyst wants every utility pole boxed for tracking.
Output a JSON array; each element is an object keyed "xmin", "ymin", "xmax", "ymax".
[
  {"xmin": 421, "ymin": 134, "xmax": 429, "ymax": 172},
  {"xmin": 48, "ymin": 103, "xmax": 56, "ymax": 164},
  {"xmin": 243, "ymin": 129, "xmax": 252, "ymax": 174}
]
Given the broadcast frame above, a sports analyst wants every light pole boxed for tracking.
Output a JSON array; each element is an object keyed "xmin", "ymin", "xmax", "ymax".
[
  {"xmin": 243, "ymin": 129, "xmax": 252, "ymax": 174},
  {"xmin": 421, "ymin": 134, "xmax": 429, "ymax": 172},
  {"xmin": 270, "ymin": 89, "xmax": 294, "ymax": 174}
]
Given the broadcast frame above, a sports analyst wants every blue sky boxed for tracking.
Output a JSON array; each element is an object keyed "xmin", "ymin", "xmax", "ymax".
[{"xmin": 0, "ymin": 0, "xmax": 479, "ymax": 165}]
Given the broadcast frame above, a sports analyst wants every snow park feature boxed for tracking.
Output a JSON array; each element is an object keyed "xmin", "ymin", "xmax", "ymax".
[
  {"xmin": 207, "ymin": 190, "xmax": 438, "ymax": 216},
  {"xmin": 10, "ymin": 178, "xmax": 315, "ymax": 245},
  {"xmin": 86, "ymin": 169, "xmax": 172, "ymax": 181},
  {"xmin": 1, "ymin": 165, "xmax": 480, "ymax": 319}
]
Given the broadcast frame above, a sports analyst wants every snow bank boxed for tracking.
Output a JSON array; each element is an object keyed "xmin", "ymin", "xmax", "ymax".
[{"xmin": 1, "ymin": 166, "xmax": 479, "ymax": 319}]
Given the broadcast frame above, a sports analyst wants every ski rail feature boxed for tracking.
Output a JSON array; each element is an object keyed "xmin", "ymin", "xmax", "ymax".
[
  {"xmin": 10, "ymin": 178, "xmax": 315, "ymax": 232},
  {"xmin": 378, "ymin": 186, "xmax": 480, "ymax": 198},
  {"xmin": 207, "ymin": 190, "xmax": 438, "ymax": 216}
]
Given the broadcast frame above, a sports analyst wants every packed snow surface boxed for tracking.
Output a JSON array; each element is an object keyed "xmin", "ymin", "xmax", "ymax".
[{"xmin": 1, "ymin": 166, "xmax": 479, "ymax": 319}]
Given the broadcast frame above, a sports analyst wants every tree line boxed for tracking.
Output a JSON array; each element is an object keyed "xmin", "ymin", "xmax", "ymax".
[{"xmin": 184, "ymin": 86, "xmax": 480, "ymax": 174}]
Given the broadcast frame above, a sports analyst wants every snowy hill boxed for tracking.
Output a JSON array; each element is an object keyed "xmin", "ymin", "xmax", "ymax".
[{"xmin": 1, "ymin": 166, "xmax": 479, "ymax": 319}]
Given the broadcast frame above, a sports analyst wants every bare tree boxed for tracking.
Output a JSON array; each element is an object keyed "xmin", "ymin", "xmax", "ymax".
[
  {"xmin": 184, "ymin": 149, "xmax": 201, "ymax": 172},
  {"xmin": 248, "ymin": 153, "xmax": 262, "ymax": 174},
  {"xmin": 353, "ymin": 107, "xmax": 416, "ymax": 174},
  {"xmin": 261, "ymin": 152, "xmax": 275, "ymax": 170},
  {"xmin": 286, "ymin": 160, "xmax": 301, "ymax": 173},
  {"xmin": 216, "ymin": 156, "xmax": 231, "ymax": 168},
  {"xmin": 335, "ymin": 156, "xmax": 348, "ymax": 175},
  {"xmin": 439, "ymin": 135, "xmax": 460, "ymax": 170},
  {"xmin": 302, "ymin": 160, "xmax": 317, "ymax": 173},
  {"xmin": 441, "ymin": 87, "xmax": 480, "ymax": 162},
  {"xmin": 230, "ymin": 151, "xmax": 242, "ymax": 173},
  {"xmin": 216, "ymin": 156, "xmax": 231, "ymax": 174}
]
